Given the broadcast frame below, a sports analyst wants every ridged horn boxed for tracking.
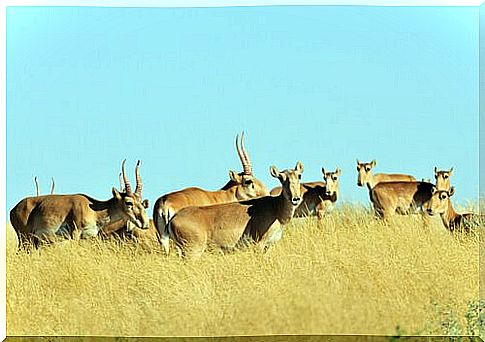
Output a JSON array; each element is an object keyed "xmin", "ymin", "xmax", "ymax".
[
  {"xmin": 240, "ymin": 131, "xmax": 252, "ymax": 175},
  {"xmin": 135, "ymin": 160, "xmax": 142, "ymax": 197},
  {"xmin": 121, "ymin": 159, "xmax": 132, "ymax": 195}
]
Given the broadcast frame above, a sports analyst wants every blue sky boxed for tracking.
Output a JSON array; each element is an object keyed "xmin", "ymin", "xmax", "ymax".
[{"xmin": 7, "ymin": 5, "xmax": 478, "ymax": 215}]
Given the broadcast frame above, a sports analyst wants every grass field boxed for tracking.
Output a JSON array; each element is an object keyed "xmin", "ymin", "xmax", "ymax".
[{"xmin": 6, "ymin": 204, "xmax": 483, "ymax": 337}]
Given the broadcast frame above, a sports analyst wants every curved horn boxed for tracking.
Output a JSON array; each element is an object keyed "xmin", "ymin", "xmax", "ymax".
[
  {"xmin": 235, "ymin": 133, "xmax": 247, "ymax": 174},
  {"xmin": 118, "ymin": 172, "xmax": 125, "ymax": 192},
  {"xmin": 240, "ymin": 131, "xmax": 252, "ymax": 175},
  {"xmin": 50, "ymin": 177, "xmax": 55, "ymax": 194},
  {"xmin": 135, "ymin": 160, "xmax": 143, "ymax": 197},
  {"xmin": 121, "ymin": 159, "xmax": 132, "ymax": 195},
  {"xmin": 34, "ymin": 176, "xmax": 40, "ymax": 196}
]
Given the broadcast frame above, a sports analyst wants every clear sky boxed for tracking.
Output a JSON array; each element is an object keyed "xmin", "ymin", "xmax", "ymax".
[{"xmin": 7, "ymin": 5, "xmax": 478, "ymax": 216}]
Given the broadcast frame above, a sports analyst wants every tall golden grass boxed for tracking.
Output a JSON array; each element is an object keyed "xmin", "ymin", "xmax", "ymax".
[{"xmin": 6, "ymin": 204, "xmax": 482, "ymax": 337}]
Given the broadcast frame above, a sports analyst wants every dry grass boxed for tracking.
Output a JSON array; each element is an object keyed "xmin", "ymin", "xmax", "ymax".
[{"xmin": 6, "ymin": 204, "xmax": 482, "ymax": 337}]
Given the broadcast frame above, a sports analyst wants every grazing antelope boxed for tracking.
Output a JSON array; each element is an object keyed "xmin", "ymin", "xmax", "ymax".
[
  {"xmin": 154, "ymin": 133, "xmax": 269, "ymax": 254},
  {"xmin": 168, "ymin": 161, "xmax": 304, "ymax": 259},
  {"xmin": 426, "ymin": 187, "xmax": 483, "ymax": 233},
  {"xmin": 10, "ymin": 160, "xmax": 150, "ymax": 249},
  {"xmin": 270, "ymin": 167, "xmax": 341, "ymax": 219},
  {"xmin": 34, "ymin": 176, "xmax": 55, "ymax": 196},
  {"xmin": 356, "ymin": 159, "xmax": 416, "ymax": 190},
  {"xmin": 434, "ymin": 167, "xmax": 453, "ymax": 191}
]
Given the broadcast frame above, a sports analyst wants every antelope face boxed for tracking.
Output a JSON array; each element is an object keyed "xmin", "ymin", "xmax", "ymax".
[
  {"xmin": 112, "ymin": 188, "xmax": 150, "ymax": 229},
  {"xmin": 356, "ymin": 159, "xmax": 376, "ymax": 187},
  {"xmin": 322, "ymin": 167, "xmax": 341, "ymax": 197},
  {"xmin": 270, "ymin": 161, "xmax": 304, "ymax": 206},
  {"xmin": 434, "ymin": 167, "xmax": 453, "ymax": 191},
  {"xmin": 426, "ymin": 187, "xmax": 455, "ymax": 216},
  {"xmin": 229, "ymin": 171, "xmax": 269, "ymax": 201}
]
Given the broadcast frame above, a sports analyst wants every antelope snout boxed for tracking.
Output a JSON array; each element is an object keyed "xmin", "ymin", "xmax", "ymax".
[
  {"xmin": 357, "ymin": 181, "xmax": 362, "ymax": 187},
  {"xmin": 291, "ymin": 197, "xmax": 301, "ymax": 206},
  {"xmin": 325, "ymin": 190, "xmax": 333, "ymax": 196},
  {"xmin": 426, "ymin": 208, "xmax": 434, "ymax": 215}
]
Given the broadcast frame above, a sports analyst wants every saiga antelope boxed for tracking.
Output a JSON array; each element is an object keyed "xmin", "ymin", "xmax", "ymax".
[
  {"xmin": 369, "ymin": 181, "xmax": 435, "ymax": 220},
  {"xmin": 168, "ymin": 161, "xmax": 304, "ymax": 259},
  {"xmin": 426, "ymin": 187, "xmax": 483, "ymax": 233},
  {"xmin": 356, "ymin": 159, "xmax": 416, "ymax": 189},
  {"xmin": 154, "ymin": 132, "xmax": 269, "ymax": 254},
  {"xmin": 99, "ymin": 161, "xmax": 156, "ymax": 247},
  {"xmin": 434, "ymin": 167, "xmax": 453, "ymax": 191},
  {"xmin": 270, "ymin": 167, "xmax": 341, "ymax": 219},
  {"xmin": 10, "ymin": 160, "xmax": 150, "ymax": 249}
]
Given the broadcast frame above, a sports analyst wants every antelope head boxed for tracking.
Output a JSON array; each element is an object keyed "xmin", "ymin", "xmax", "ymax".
[
  {"xmin": 322, "ymin": 167, "xmax": 341, "ymax": 197},
  {"xmin": 356, "ymin": 159, "xmax": 376, "ymax": 187},
  {"xmin": 434, "ymin": 166, "xmax": 453, "ymax": 191},
  {"xmin": 115, "ymin": 159, "xmax": 150, "ymax": 229},
  {"xmin": 426, "ymin": 186, "xmax": 454, "ymax": 216},
  {"xmin": 230, "ymin": 132, "xmax": 269, "ymax": 200},
  {"xmin": 270, "ymin": 161, "xmax": 304, "ymax": 206}
]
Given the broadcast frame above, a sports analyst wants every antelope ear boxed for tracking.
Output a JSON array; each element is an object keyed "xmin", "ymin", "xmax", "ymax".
[
  {"xmin": 371, "ymin": 159, "xmax": 376, "ymax": 167},
  {"xmin": 431, "ymin": 187, "xmax": 437, "ymax": 195},
  {"xmin": 295, "ymin": 161, "xmax": 304, "ymax": 173},
  {"xmin": 142, "ymin": 199, "xmax": 149, "ymax": 209},
  {"xmin": 356, "ymin": 159, "xmax": 361, "ymax": 165},
  {"xmin": 112, "ymin": 187, "xmax": 122, "ymax": 200},
  {"xmin": 449, "ymin": 167, "xmax": 454, "ymax": 175},
  {"xmin": 229, "ymin": 170, "xmax": 240, "ymax": 183},
  {"xmin": 336, "ymin": 167, "xmax": 342, "ymax": 175},
  {"xmin": 321, "ymin": 167, "xmax": 326, "ymax": 176},
  {"xmin": 434, "ymin": 166, "xmax": 438, "ymax": 175},
  {"xmin": 449, "ymin": 186, "xmax": 455, "ymax": 197},
  {"xmin": 270, "ymin": 165, "xmax": 280, "ymax": 179}
]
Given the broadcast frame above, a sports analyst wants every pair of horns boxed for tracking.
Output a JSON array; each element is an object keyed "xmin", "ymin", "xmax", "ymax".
[
  {"xmin": 34, "ymin": 176, "xmax": 55, "ymax": 196},
  {"xmin": 235, "ymin": 132, "xmax": 252, "ymax": 175},
  {"xmin": 119, "ymin": 160, "xmax": 143, "ymax": 197}
]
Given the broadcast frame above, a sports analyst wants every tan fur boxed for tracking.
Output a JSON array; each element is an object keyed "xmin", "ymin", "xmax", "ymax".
[
  {"xmin": 168, "ymin": 162, "xmax": 304, "ymax": 259},
  {"xmin": 10, "ymin": 162, "xmax": 149, "ymax": 249},
  {"xmin": 153, "ymin": 134, "xmax": 269, "ymax": 254},
  {"xmin": 434, "ymin": 167, "xmax": 453, "ymax": 191},
  {"xmin": 369, "ymin": 181, "xmax": 435, "ymax": 220},
  {"xmin": 270, "ymin": 167, "xmax": 341, "ymax": 219},
  {"xmin": 426, "ymin": 187, "xmax": 482, "ymax": 232},
  {"xmin": 356, "ymin": 159, "xmax": 416, "ymax": 190}
]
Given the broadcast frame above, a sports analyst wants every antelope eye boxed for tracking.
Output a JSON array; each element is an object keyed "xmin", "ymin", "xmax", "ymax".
[
  {"xmin": 332, "ymin": 176, "xmax": 337, "ymax": 181},
  {"xmin": 444, "ymin": 175, "xmax": 449, "ymax": 179},
  {"xmin": 440, "ymin": 194, "xmax": 447, "ymax": 200},
  {"xmin": 365, "ymin": 167, "xmax": 371, "ymax": 172}
]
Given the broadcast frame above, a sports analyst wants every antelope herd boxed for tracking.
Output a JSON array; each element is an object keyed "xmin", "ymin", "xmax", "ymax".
[{"xmin": 9, "ymin": 133, "xmax": 483, "ymax": 258}]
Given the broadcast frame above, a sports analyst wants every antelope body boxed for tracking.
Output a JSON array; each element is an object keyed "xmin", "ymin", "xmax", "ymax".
[
  {"xmin": 154, "ymin": 133, "xmax": 268, "ymax": 254},
  {"xmin": 270, "ymin": 167, "xmax": 341, "ymax": 219},
  {"xmin": 426, "ymin": 187, "xmax": 483, "ymax": 232},
  {"xmin": 168, "ymin": 162, "xmax": 304, "ymax": 259},
  {"xmin": 10, "ymin": 161, "xmax": 149, "ymax": 249},
  {"xmin": 369, "ymin": 181, "xmax": 435, "ymax": 219}
]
